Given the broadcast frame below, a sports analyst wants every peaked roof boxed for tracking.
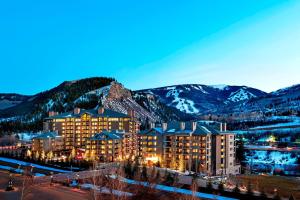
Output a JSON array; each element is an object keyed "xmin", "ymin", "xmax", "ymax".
[
  {"xmin": 45, "ymin": 108, "xmax": 129, "ymax": 119},
  {"xmin": 89, "ymin": 130, "xmax": 124, "ymax": 140},
  {"xmin": 139, "ymin": 121, "xmax": 221, "ymax": 136}
]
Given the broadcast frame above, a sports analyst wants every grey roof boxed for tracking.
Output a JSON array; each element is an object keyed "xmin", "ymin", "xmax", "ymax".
[
  {"xmin": 89, "ymin": 130, "xmax": 124, "ymax": 141},
  {"xmin": 45, "ymin": 108, "xmax": 129, "ymax": 119},
  {"xmin": 33, "ymin": 132, "xmax": 58, "ymax": 140},
  {"xmin": 139, "ymin": 121, "xmax": 220, "ymax": 136}
]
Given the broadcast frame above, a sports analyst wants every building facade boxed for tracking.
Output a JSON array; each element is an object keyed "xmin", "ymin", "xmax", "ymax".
[
  {"xmin": 32, "ymin": 132, "xmax": 64, "ymax": 153},
  {"xmin": 139, "ymin": 122, "xmax": 240, "ymax": 176},
  {"xmin": 86, "ymin": 130, "xmax": 123, "ymax": 162},
  {"xmin": 43, "ymin": 107, "xmax": 139, "ymax": 150}
]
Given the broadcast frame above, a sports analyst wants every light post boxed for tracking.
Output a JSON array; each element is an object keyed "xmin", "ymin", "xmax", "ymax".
[
  {"xmin": 6, "ymin": 173, "xmax": 14, "ymax": 191},
  {"xmin": 50, "ymin": 175, "xmax": 53, "ymax": 186},
  {"xmin": 50, "ymin": 172, "xmax": 54, "ymax": 186}
]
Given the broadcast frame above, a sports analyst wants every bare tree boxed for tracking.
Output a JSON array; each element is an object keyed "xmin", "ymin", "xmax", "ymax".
[{"xmin": 20, "ymin": 167, "xmax": 34, "ymax": 200}]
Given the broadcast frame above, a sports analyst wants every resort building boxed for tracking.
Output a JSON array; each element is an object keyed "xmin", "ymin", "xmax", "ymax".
[
  {"xmin": 32, "ymin": 132, "xmax": 64, "ymax": 153},
  {"xmin": 43, "ymin": 107, "xmax": 139, "ymax": 150},
  {"xmin": 86, "ymin": 130, "xmax": 123, "ymax": 162},
  {"xmin": 139, "ymin": 121, "xmax": 240, "ymax": 175}
]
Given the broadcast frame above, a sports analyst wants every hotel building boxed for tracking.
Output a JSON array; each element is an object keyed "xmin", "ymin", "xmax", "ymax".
[
  {"xmin": 32, "ymin": 132, "xmax": 64, "ymax": 153},
  {"xmin": 43, "ymin": 107, "xmax": 139, "ymax": 151},
  {"xmin": 139, "ymin": 122, "xmax": 240, "ymax": 175}
]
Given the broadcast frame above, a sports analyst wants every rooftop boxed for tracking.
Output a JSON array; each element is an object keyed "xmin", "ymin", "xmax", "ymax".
[
  {"xmin": 139, "ymin": 121, "xmax": 223, "ymax": 136},
  {"xmin": 45, "ymin": 108, "xmax": 129, "ymax": 119},
  {"xmin": 89, "ymin": 130, "xmax": 125, "ymax": 141}
]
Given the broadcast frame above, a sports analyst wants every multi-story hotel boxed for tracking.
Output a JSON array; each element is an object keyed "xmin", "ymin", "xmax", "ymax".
[
  {"xmin": 43, "ymin": 107, "xmax": 139, "ymax": 151},
  {"xmin": 86, "ymin": 130, "xmax": 123, "ymax": 162},
  {"xmin": 32, "ymin": 132, "xmax": 64, "ymax": 153},
  {"xmin": 139, "ymin": 121, "xmax": 240, "ymax": 175}
]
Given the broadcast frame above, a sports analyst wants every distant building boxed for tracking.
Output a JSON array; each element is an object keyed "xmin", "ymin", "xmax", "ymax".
[
  {"xmin": 43, "ymin": 107, "xmax": 139, "ymax": 150},
  {"xmin": 32, "ymin": 132, "xmax": 64, "ymax": 153},
  {"xmin": 139, "ymin": 121, "xmax": 240, "ymax": 175}
]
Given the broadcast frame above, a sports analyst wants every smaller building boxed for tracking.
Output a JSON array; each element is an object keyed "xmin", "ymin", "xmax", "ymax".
[
  {"xmin": 32, "ymin": 132, "xmax": 64, "ymax": 153},
  {"xmin": 139, "ymin": 121, "xmax": 241, "ymax": 176},
  {"xmin": 86, "ymin": 130, "xmax": 124, "ymax": 162}
]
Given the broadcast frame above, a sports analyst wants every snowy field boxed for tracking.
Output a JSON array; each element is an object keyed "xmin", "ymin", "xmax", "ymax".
[
  {"xmin": 0, "ymin": 157, "xmax": 70, "ymax": 173},
  {"xmin": 110, "ymin": 175, "xmax": 238, "ymax": 200},
  {"xmin": 245, "ymin": 150, "xmax": 299, "ymax": 165}
]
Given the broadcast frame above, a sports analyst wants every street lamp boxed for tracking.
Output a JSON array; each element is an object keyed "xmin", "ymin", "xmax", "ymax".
[{"xmin": 50, "ymin": 175, "xmax": 53, "ymax": 186}]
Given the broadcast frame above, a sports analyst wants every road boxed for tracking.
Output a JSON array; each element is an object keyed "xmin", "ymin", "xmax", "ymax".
[{"xmin": 0, "ymin": 170, "xmax": 89, "ymax": 200}]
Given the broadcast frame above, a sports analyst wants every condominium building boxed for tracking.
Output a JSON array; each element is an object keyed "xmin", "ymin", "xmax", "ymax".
[
  {"xmin": 139, "ymin": 121, "xmax": 240, "ymax": 175},
  {"xmin": 32, "ymin": 132, "xmax": 64, "ymax": 153},
  {"xmin": 86, "ymin": 130, "xmax": 123, "ymax": 162},
  {"xmin": 43, "ymin": 107, "xmax": 139, "ymax": 150}
]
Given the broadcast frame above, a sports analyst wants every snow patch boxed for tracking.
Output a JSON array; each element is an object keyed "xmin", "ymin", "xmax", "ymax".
[{"xmin": 228, "ymin": 89, "xmax": 256, "ymax": 102}]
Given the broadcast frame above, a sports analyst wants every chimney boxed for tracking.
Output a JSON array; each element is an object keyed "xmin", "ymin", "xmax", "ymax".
[
  {"xmin": 98, "ymin": 107, "xmax": 105, "ymax": 114},
  {"xmin": 48, "ymin": 111, "xmax": 58, "ymax": 117},
  {"xmin": 74, "ymin": 108, "xmax": 81, "ymax": 115},
  {"xmin": 180, "ymin": 122, "xmax": 185, "ymax": 130},
  {"xmin": 220, "ymin": 123, "xmax": 223, "ymax": 132},
  {"xmin": 192, "ymin": 121, "xmax": 197, "ymax": 131},
  {"xmin": 224, "ymin": 123, "xmax": 227, "ymax": 132},
  {"xmin": 162, "ymin": 122, "xmax": 168, "ymax": 132}
]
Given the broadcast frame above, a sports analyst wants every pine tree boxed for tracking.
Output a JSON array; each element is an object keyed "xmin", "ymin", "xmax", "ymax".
[
  {"xmin": 218, "ymin": 182, "xmax": 224, "ymax": 193},
  {"xmin": 233, "ymin": 184, "xmax": 240, "ymax": 193},
  {"xmin": 207, "ymin": 180, "xmax": 213, "ymax": 192}
]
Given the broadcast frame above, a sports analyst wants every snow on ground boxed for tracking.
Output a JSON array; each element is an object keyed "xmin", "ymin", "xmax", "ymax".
[
  {"xmin": 166, "ymin": 88, "xmax": 199, "ymax": 114},
  {"xmin": 245, "ymin": 150, "xmax": 298, "ymax": 165},
  {"xmin": 111, "ymin": 176, "xmax": 237, "ymax": 200},
  {"xmin": 0, "ymin": 165, "xmax": 13, "ymax": 171},
  {"xmin": 45, "ymin": 99, "xmax": 54, "ymax": 111},
  {"xmin": 0, "ymin": 157, "xmax": 70, "ymax": 173},
  {"xmin": 228, "ymin": 88, "xmax": 256, "ymax": 102},
  {"xmin": 80, "ymin": 183, "xmax": 133, "ymax": 197},
  {"xmin": 18, "ymin": 132, "xmax": 40, "ymax": 141},
  {"xmin": 250, "ymin": 117, "xmax": 300, "ymax": 130},
  {"xmin": 74, "ymin": 85, "xmax": 111, "ymax": 103},
  {"xmin": 34, "ymin": 173, "xmax": 46, "ymax": 177},
  {"xmin": 191, "ymin": 85, "xmax": 209, "ymax": 94},
  {"xmin": 210, "ymin": 84, "xmax": 228, "ymax": 90}
]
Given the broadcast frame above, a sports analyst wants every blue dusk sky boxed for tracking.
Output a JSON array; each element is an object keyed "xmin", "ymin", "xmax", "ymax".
[{"xmin": 0, "ymin": 0, "xmax": 300, "ymax": 95}]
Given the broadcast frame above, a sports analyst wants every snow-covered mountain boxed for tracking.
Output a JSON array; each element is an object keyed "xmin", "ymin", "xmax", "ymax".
[
  {"xmin": 135, "ymin": 84, "xmax": 267, "ymax": 115},
  {"xmin": 226, "ymin": 84, "xmax": 300, "ymax": 117},
  {"xmin": 0, "ymin": 78, "xmax": 299, "ymax": 133},
  {"xmin": 75, "ymin": 81, "xmax": 159, "ymax": 122},
  {"xmin": 0, "ymin": 94, "xmax": 30, "ymax": 110}
]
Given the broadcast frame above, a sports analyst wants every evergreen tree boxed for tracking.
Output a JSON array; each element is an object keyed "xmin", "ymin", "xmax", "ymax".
[
  {"xmin": 218, "ymin": 182, "xmax": 224, "ymax": 193},
  {"xmin": 233, "ymin": 184, "xmax": 240, "ymax": 193},
  {"xmin": 206, "ymin": 180, "xmax": 213, "ymax": 192},
  {"xmin": 141, "ymin": 165, "xmax": 148, "ymax": 181}
]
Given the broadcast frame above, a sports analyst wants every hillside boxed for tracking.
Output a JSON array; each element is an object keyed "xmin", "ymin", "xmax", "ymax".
[
  {"xmin": 0, "ymin": 94, "xmax": 30, "ymax": 110},
  {"xmin": 0, "ymin": 78, "xmax": 299, "ymax": 133},
  {"xmin": 136, "ymin": 84, "xmax": 267, "ymax": 115}
]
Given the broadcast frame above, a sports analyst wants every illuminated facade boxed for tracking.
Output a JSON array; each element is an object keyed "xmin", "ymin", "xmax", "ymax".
[
  {"xmin": 32, "ymin": 132, "xmax": 64, "ymax": 153},
  {"xmin": 139, "ymin": 122, "xmax": 240, "ymax": 175},
  {"xmin": 43, "ymin": 107, "xmax": 139, "ymax": 151}
]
